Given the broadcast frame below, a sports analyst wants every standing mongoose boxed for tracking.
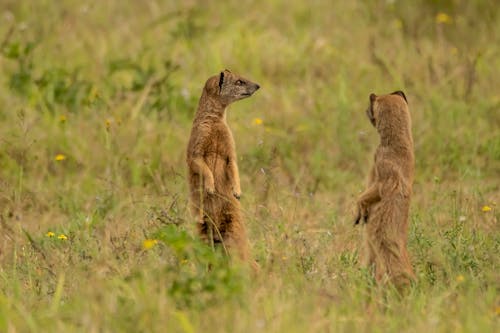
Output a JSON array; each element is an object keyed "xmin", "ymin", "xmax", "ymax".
[
  {"xmin": 187, "ymin": 69, "xmax": 260, "ymax": 270},
  {"xmin": 355, "ymin": 91, "xmax": 415, "ymax": 290}
]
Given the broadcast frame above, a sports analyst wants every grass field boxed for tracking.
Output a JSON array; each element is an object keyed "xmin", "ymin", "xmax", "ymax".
[{"xmin": 0, "ymin": 0, "xmax": 499, "ymax": 332}]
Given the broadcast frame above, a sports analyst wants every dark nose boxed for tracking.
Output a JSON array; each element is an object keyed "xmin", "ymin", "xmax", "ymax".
[{"xmin": 255, "ymin": 84, "xmax": 260, "ymax": 90}]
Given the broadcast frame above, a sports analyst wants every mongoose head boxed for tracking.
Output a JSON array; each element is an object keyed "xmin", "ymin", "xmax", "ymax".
[
  {"xmin": 366, "ymin": 91, "xmax": 408, "ymax": 129},
  {"xmin": 204, "ymin": 69, "xmax": 260, "ymax": 106}
]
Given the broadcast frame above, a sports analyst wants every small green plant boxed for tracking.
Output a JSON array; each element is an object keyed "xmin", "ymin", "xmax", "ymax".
[
  {"xmin": 2, "ymin": 39, "xmax": 36, "ymax": 96},
  {"xmin": 151, "ymin": 224, "xmax": 245, "ymax": 309}
]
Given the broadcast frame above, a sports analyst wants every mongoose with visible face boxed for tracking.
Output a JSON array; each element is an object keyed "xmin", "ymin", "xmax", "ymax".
[
  {"xmin": 187, "ymin": 69, "xmax": 260, "ymax": 270},
  {"xmin": 355, "ymin": 91, "xmax": 415, "ymax": 289}
]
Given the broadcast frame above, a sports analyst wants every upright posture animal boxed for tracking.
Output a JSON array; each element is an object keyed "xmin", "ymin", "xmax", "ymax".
[
  {"xmin": 355, "ymin": 91, "xmax": 415, "ymax": 289},
  {"xmin": 187, "ymin": 70, "xmax": 260, "ymax": 270}
]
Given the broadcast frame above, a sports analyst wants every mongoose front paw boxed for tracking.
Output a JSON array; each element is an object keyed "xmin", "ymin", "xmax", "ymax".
[
  {"xmin": 233, "ymin": 185, "xmax": 241, "ymax": 200},
  {"xmin": 205, "ymin": 182, "xmax": 215, "ymax": 194},
  {"xmin": 363, "ymin": 213, "xmax": 369, "ymax": 223},
  {"xmin": 354, "ymin": 205, "xmax": 369, "ymax": 225}
]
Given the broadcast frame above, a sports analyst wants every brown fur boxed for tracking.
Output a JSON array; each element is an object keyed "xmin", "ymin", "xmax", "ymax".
[
  {"xmin": 355, "ymin": 91, "xmax": 415, "ymax": 290},
  {"xmin": 187, "ymin": 70, "xmax": 260, "ymax": 271}
]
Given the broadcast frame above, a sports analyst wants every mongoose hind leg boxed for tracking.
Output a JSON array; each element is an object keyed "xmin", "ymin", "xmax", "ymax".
[
  {"xmin": 371, "ymin": 237, "xmax": 414, "ymax": 290},
  {"xmin": 221, "ymin": 205, "xmax": 259, "ymax": 273}
]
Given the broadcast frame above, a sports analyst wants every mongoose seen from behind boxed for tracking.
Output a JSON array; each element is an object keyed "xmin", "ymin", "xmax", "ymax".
[
  {"xmin": 187, "ymin": 69, "xmax": 260, "ymax": 270},
  {"xmin": 355, "ymin": 91, "xmax": 415, "ymax": 289}
]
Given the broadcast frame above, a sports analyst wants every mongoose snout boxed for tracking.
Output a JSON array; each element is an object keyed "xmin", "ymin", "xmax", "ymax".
[{"xmin": 236, "ymin": 82, "xmax": 260, "ymax": 98}]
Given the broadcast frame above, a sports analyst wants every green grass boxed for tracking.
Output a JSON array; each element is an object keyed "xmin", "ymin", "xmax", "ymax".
[{"xmin": 0, "ymin": 0, "xmax": 499, "ymax": 331}]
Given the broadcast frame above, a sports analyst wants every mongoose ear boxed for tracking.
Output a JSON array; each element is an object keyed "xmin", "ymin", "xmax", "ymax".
[
  {"xmin": 218, "ymin": 71, "xmax": 225, "ymax": 93},
  {"xmin": 391, "ymin": 90, "xmax": 407, "ymax": 103},
  {"xmin": 369, "ymin": 93, "xmax": 377, "ymax": 103}
]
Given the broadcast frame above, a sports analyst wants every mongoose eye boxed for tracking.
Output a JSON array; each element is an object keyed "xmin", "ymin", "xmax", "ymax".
[{"xmin": 235, "ymin": 80, "xmax": 245, "ymax": 86}]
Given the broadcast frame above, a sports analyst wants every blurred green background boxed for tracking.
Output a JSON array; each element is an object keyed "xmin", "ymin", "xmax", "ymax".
[{"xmin": 0, "ymin": 1, "xmax": 498, "ymax": 332}]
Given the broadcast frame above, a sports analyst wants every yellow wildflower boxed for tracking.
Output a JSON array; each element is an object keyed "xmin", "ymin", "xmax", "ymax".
[
  {"xmin": 105, "ymin": 118, "xmax": 112, "ymax": 129},
  {"xmin": 495, "ymin": 306, "xmax": 500, "ymax": 316},
  {"xmin": 143, "ymin": 239, "xmax": 159, "ymax": 250},
  {"xmin": 46, "ymin": 231, "xmax": 55, "ymax": 238},
  {"xmin": 252, "ymin": 117, "xmax": 263, "ymax": 125},
  {"xmin": 436, "ymin": 13, "xmax": 452, "ymax": 24},
  {"xmin": 59, "ymin": 115, "xmax": 67, "ymax": 123},
  {"xmin": 55, "ymin": 154, "xmax": 66, "ymax": 161},
  {"xmin": 57, "ymin": 234, "xmax": 68, "ymax": 240},
  {"xmin": 481, "ymin": 205, "xmax": 492, "ymax": 212},
  {"xmin": 456, "ymin": 275, "xmax": 464, "ymax": 283}
]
